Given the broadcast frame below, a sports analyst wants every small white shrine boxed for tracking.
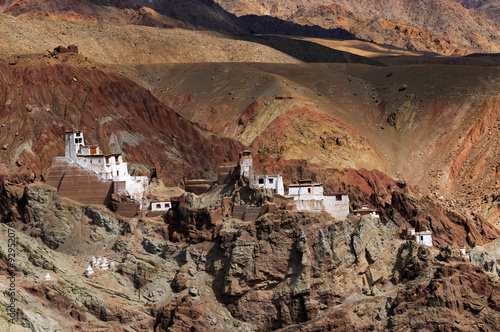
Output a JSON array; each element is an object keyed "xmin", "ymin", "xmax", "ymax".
[
  {"xmin": 100, "ymin": 257, "xmax": 109, "ymax": 270},
  {"xmin": 412, "ymin": 229, "xmax": 433, "ymax": 247},
  {"xmin": 84, "ymin": 265, "xmax": 94, "ymax": 276},
  {"xmin": 353, "ymin": 206, "xmax": 380, "ymax": 218},
  {"xmin": 44, "ymin": 273, "xmax": 51, "ymax": 281}
]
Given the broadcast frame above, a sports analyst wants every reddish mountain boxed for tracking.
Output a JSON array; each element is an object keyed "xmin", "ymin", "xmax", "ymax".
[{"xmin": 0, "ymin": 52, "xmax": 244, "ymax": 185}]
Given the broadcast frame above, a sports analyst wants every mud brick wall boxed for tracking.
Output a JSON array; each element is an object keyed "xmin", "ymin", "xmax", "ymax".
[{"xmin": 45, "ymin": 159, "xmax": 113, "ymax": 206}]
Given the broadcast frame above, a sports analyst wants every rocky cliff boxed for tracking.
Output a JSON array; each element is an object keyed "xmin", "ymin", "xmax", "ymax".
[{"xmin": 1, "ymin": 180, "xmax": 498, "ymax": 331}]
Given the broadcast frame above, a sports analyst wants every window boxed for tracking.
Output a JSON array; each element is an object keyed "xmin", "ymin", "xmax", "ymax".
[
  {"xmin": 307, "ymin": 188, "xmax": 311, "ymax": 194},
  {"xmin": 156, "ymin": 204, "xmax": 161, "ymax": 209},
  {"xmin": 269, "ymin": 178, "xmax": 274, "ymax": 184},
  {"xmin": 420, "ymin": 236, "xmax": 424, "ymax": 241},
  {"xmin": 105, "ymin": 157, "xmax": 109, "ymax": 164},
  {"xmin": 117, "ymin": 170, "xmax": 119, "ymax": 176},
  {"xmin": 259, "ymin": 178, "xmax": 264, "ymax": 184},
  {"xmin": 336, "ymin": 195, "xmax": 342, "ymax": 201},
  {"xmin": 75, "ymin": 138, "xmax": 82, "ymax": 144},
  {"xmin": 115, "ymin": 156, "xmax": 119, "ymax": 162}
]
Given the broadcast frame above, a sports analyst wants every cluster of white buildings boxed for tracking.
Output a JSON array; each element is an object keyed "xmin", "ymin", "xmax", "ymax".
[
  {"xmin": 84, "ymin": 256, "xmax": 116, "ymax": 277},
  {"xmin": 62, "ymin": 131, "xmax": 149, "ymax": 204},
  {"xmin": 239, "ymin": 151, "xmax": 350, "ymax": 219}
]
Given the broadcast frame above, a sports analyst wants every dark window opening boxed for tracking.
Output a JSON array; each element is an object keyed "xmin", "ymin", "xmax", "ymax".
[
  {"xmin": 259, "ymin": 178, "xmax": 264, "ymax": 184},
  {"xmin": 156, "ymin": 204, "xmax": 161, "ymax": 209},
  {"xmin": 307, "ymin": 188, "xmax": 311, "ymax": 194},
  {"xmin": 269, "ymin": 178, "xmax": 274, "ymax": 184},
  {"xmin": 336, "ymin": 195, "xmax": 342, "ymax": 201}
]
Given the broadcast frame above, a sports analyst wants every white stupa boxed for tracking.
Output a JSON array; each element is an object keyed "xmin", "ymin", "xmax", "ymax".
[
  {"xmin": 84, "ymin": 265, "xmax": 94, "ymax": 277},
  {"xmin": 44, "ymin": 273, "xmax": 51, "ymax": 281},
  {"xmin": 110, "ymin": 261, "xmax": 116, "ymax": 270},
  {"xmin": 96, "ymin": 256, "xmax": 102, "ymax": 268},
  {"xmin": 91, "ymin": 256, "xmax": 97, "ymax": 267},
  {"xmin": 100, "ymin": 257, "xmax": 109, "ymax": 270}
]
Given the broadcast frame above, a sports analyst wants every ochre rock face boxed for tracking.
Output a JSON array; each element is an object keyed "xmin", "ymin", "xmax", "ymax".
[{"xmin": 0, "ymin": 53, "xmax": 244, "ymax": 185}]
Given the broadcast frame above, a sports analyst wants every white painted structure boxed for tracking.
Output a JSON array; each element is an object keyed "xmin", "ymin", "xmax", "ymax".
[
  {"xmin": 254, "ymin": 175, "xmax": 285, "ymax": 195},
  {"xmin": 288, "ymin": 181, "xmax": 350, "ymax": 219},
  {"xmin": 415, "ymin": 230, "xmax": 433, "ymax": 247},
  {"xmin": 100, "ymin": 257, "xmax": 109, "ymax": 270},
  {"xmin": 353, "ymin": 206, "xmax": 380, "ymax": 218},
  {"xmin": 323, "ymin": 194, "xmax": 350, "ymax": 219},
  {"xmin": 44, "ymin": 273, "xmax": 51, "ymax": 281},
  {"xmin": 460, "ymin": 247, "xmax": 467, "ymax": 255},
  {"xmin": 239, "ymin": 150, "xmax": 253, "ymax": 178},
  {"xmin": 151, "ymin": 201, "xmax": 172, "ymax": 211},
  {"xmin": 84, "ymin": 265, "xmax": 94, "ymax": 276},
  {"xmin": 64, "ymin": 131, "xmax": 149, "ymax": 203}
]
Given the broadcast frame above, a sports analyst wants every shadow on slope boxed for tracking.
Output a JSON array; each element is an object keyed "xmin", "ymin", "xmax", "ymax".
[
  {"xmin": 239, "ymin": 34, "xmax": 384, "ymax": 65},
  {"xmin": 3, "ymin": 0, "xmax": 365, "ymax": 45}
]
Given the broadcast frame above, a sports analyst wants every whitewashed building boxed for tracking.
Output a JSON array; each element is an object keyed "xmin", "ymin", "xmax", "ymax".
[
  {"xmin": 253, "ymin": 175, "xmax": 285, "ymax": 195},
  {"xmin": 415, "ymin": 230, "xmax": 433, "ymax": 247},
  {"xmin": 151, "ymin": 201, "xmax": 172, "ymax": 211},
  {"xmin": 288, "ymin": 180, "xmax": 350, "ymax": 219},
  {"xmin": 64, "ymin": 131, "xmax": 149, "ymax": 202},
  {"xmin": 323, "ymin": 193, "xmax": 350, "ymax": 219}
]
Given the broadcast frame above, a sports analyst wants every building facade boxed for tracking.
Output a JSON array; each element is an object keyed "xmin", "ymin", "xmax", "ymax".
[
  {"xmin": 64, "ymin": 131, "xmax": 149, "ymax": 203},
  {"xmin": 253, "ymin": 175, "xmax": 285, "ymax": 195},
  {"xmin": 288, "ymin": 180, "xmax": 350, "ymax": 219}
]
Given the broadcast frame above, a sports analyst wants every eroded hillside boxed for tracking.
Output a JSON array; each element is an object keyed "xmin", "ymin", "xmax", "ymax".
[
  {"xmin": 115, "ymin": 60, "xmax": 500, "ymax": 229},
  {"xmin": 215, "ymin": 0, "xmax": 500, "ymax": 55},
  {"xmin": 0, "ymin": 52, "xmax": 245, "ymax": 184}
]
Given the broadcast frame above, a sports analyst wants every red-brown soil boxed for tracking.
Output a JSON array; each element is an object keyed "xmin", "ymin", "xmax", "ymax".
[
  {"xmin": 0, "ymin": 53, "xmax": 245, "ymax": 185},
  {"xmin": 126, "ymin": 60, "xmax": 500, "ymax": 229}
]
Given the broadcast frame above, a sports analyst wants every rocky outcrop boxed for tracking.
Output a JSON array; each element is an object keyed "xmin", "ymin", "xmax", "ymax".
[
  {"xmin": 209, "ymin": 212, "xmax": 401, "ymax": 330},
  {"xmin": 469, "ymin": 238, "xmax": 500, "ymax": 278}
]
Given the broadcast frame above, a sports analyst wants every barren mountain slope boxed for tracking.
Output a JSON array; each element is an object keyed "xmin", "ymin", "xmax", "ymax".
[
  {"xmin": 116, "ymin": 59, "xmax": 500, "ymax": 229},
  {"xmin": 0, "ymin": 52, "xmax": 246, "ymax": 185},
  {"xmin": 0, "ymin": 14, "xmax": 302, "ymax": 65},
  {"xmin": 0, "ymin": 0, "xmax": 245, "ymax": 32},
  {"xmin": 3, "ymin": 0, "xmax": 500, "ymax": 55},
  {"xmin": 215, "ymin": 0, "xmax": 500, "ymax": 55}
]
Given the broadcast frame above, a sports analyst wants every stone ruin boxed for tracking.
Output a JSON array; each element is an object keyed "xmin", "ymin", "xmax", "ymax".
[{"xmin": 50, "ymin": 44, "xmax": 79, "ymax": 56}]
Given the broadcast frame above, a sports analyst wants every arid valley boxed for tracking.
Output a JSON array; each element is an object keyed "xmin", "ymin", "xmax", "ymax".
[{"xmin": 0, "ymin": 1, "xmax": 499, "ymax": 331}]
